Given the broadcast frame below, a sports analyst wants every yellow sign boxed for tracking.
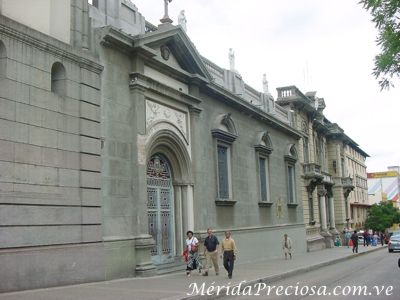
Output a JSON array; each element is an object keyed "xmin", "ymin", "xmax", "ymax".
[{"xmin": 367, "ymin": 171, "xmax": 398, "ymax": 178}]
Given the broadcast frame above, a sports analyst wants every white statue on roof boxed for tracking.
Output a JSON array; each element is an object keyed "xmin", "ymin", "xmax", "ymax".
[
  {"xmin": 262, "ymin": 73, "xmax": 269, "ymax": 94},
  {"xmin": 178, "ymin": 10, "xmax": 187, "ymax": 32},
  {"xmin": 229, "ymin": 48, "xmax": 235, "ymax": 71}
]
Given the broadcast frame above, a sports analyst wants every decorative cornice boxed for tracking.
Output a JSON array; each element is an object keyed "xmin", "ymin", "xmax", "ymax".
[
  {"xmin": 129, "ymin": 72, "xmax": 202, "ymax": 106},
  {"xmin": 0, "ymin": 15, "xmax": 102, "ymax": 74},
  {"xmin": 254, "ymin": 144, "xmax": 273, "ymax": 156},
  {"xmin": 284, "ymin": 155, "xmax": 297, "ymax": 164},
  {"xmin": 258, "ymin": 201, "xmax": 273, "ymax": 207},
  {"xmin": 211, "ymin": 129, "xmax": 238, "ymax": 145},
  {"xmin": 206, "ymin": 84, "xmax": 302, "ymax": 139},
  {"xmin": 188, "ymin": 105, "xmax": 202, "ymax": 116},
  {"xmin": 215, "ymin": 199, "xmax": 237, "ymax": 206}
]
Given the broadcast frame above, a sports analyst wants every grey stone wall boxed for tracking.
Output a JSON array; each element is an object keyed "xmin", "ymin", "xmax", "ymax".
[
  {"xmin": 0, "ymin": 15, "xmax": 104, "ymax": 291},
  {"xmin": 190, "ymin": 89, "xmax": 306, "ymax": 259}
]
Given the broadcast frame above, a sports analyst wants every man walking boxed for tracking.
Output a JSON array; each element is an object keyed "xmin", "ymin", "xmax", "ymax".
[
  {"xmin": 351, "ymin": 230, "xmax": 359, "ymax": 253},
  {"xmin": 282, "ymin": 234, "xmax": 292, "ymax": 260},
  {"xmin": 221, "ymin": 231, "xmax": 236, "ymax": 279},
  {"xmin": 202, "ymin": 228, "xmax": 220, "ymax": 276}
]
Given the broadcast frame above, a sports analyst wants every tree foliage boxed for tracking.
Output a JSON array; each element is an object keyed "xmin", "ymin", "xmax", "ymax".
[
  {"xmin": 359, "ymin": 0, "xmax": 400, "ymax": 89},
  {"xmin": 364, "ymin": 201, "xmax": 400, "ymax": 232}
]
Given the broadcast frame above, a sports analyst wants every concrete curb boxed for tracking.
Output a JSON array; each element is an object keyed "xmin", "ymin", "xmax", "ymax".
[{"xmin": 176, "ymin": 246, "xmax": 387, "ymax": 300}]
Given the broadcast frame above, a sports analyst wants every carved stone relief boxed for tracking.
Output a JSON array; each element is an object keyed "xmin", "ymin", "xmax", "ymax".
[{"xmin": 146, "ymin": 100, "xmax": 188, "ymax": 141}]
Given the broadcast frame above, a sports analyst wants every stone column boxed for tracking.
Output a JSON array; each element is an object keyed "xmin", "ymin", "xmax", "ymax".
[
  {"xmin": 318, "ymin": 188, "xmax": 328, "ymax": 232},
  {"xmin": 328, "ymin": 196, "xmax": 336, "ymax": 230},
  {"xmin": 344, "ymin": 188, "xmax": 352, "ymax": 227},
  {"xmin": 70, "ymin": 0, "xmax": 85, "ymax": 48},
  {"xmin": 184, "ymin": 185, "xmax": 194, "ymax": 231},
  {"xmin": 82, "ymin": 0, "xmax": 89, "ymax": 49},
  {"xmin": 174, "ymin": 185, "xmax": 183, "ymax": 255}
]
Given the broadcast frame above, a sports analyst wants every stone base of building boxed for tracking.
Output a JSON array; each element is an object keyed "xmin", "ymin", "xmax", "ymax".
[
  {"xmin": 0, "ymin": 243, "xmax": 106, "ymax": 293},
  {"xmin": 306, "ymin": 235, "xmax": 326, "ymax": 252},
  {"xmin": 321, "ymin": 230, "xmax": 334, "ymax": 248}
]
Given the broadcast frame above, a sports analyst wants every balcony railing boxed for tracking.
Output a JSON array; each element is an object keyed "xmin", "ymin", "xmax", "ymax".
[
  {"xmin": 202, "ymin": 56, "xmax": 225, "ymax": 86},
  {"xmin": 145, "ymin": 21, "xmax": 157, "ymax": 33},
  {"xmin": 322, "ymin": 171, "xmax": 333, "ymax": 184},
  {"xmin": 341, "ymin": 177, "xmax": 354, "ymax": 188},
  {"xmin": 276, "ymin": 86, "xmax": 300, "ymax": 100},
  {"xmin": 303, "ymin": 163, "xmax": 322, "ymax": 176}
]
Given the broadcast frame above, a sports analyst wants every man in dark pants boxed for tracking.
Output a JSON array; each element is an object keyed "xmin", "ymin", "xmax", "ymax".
[
  {"xmin": 351, "ymin": 230, "xmax": 359, "ymax": 253},
  {"xmin": 221, "ymin": 231, "xmax": 237, "ymax": 279}
]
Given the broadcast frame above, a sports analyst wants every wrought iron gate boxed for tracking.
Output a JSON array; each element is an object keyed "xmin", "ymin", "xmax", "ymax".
[{"xmin": 147, "ymin": 155, "xmax": 174, "ymax": 264}]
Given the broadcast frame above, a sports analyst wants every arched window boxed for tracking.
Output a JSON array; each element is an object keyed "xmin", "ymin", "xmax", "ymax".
[
  {"xmin": 0, "ymin": 41, "xmax": 7, "ymax": 78},
  {"xmin": 51, "ymin": 62, "xmax": 66, "ymax": 96},
  {"xmin": 285, "ymin": 144, "xmax": 298, "ymax": 205},
  {"xmin": 211, "ymin": 113, "xmax": 238, "ymax": 205},
  {"xmin": 254, "ymin": 132, "xmax": 273, "ymax": 205}
]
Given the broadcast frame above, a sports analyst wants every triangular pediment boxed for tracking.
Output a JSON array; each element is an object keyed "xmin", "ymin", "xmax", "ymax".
[{"xmin": 133, "ymin": 25, "xmax": 212, "ymax": 82}]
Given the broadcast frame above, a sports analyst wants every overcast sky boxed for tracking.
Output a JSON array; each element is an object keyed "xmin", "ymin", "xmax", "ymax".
[{"xmin": 133, "ymin": 0, "xmax": 400, "ymax": 173}]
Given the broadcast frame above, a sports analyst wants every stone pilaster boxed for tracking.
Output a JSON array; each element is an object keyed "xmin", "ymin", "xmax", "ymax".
[
  {"xmin": 318, "ymin": 188, "xmax": 328, "ymax": 231},
  {"xmin": 134, "ymin": 235, "xmax": 156, "ymax": 276}
]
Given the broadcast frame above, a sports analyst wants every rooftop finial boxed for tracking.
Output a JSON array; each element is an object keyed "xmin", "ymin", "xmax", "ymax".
[{"xmin": 160, "ymin": 0, "xmax": 173, "ymax": 24}]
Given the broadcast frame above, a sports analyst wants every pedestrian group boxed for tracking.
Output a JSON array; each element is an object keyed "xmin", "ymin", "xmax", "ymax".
[{"xmin": 184, "ymin": 229, "xmax": 292, "ymax": 279}]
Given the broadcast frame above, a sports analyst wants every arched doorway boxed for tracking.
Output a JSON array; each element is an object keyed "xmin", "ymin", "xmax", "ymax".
[{"xmin": 147, "ymin": 154, "xmax": 175, "ymax": 264}]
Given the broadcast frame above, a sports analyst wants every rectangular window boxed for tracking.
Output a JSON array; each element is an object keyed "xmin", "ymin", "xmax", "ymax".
[
  {"xmin": 287, "ymin": 165, "xmax": 296, "ymax": 204},
  {"xmin": 217, "ymin": 145, "xmax": 229, "ymax": 199},
  {"xmin": 259, "ymin": 157, "xmax": 268, "ymax": 201},
  {"xmin": 303, "ymin": 137, "xmax": 309, "ymax": 163}
]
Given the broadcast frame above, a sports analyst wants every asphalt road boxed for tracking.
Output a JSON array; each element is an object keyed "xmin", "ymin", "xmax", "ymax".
[{"xmin": 223, "ymin": 249, "xmax": 400, "ymax": 300}]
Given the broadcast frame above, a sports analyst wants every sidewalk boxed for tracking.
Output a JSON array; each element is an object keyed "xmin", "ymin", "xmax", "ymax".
[{"xmin": 0, "ymin": 245, "xmax": 387, "ymax": 300}]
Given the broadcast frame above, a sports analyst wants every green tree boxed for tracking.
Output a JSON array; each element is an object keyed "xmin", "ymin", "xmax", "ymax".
[
  {"xmin": 359, "ymin": 0, "xmax": 400, "ymax": 89},
  {"xmin": 364, "ymin": 201, "xmax": 400, "ymax": 232}
]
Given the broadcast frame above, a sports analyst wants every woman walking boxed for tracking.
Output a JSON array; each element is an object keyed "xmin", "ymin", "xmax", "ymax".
[{"xmin": 185, "ymin": 230, "xmax": 202, "ymax": 276}]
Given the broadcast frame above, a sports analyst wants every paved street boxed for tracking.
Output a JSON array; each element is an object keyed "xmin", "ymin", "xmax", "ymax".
[
  {"xmin": 224, "ymin": 248, "xmax": 400, "ymax": 300},
  {"xmin": 0, "ymin": 245, "xmax": 389, "ymax": 300}
]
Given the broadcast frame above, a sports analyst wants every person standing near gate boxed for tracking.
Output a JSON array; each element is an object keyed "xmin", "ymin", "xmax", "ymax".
[
  {"xmin": 202, "ymin": 228, "xmax": 220, "ymax": 276},
  {"xmin": 221, "ymin": 231, "xmax": 237, "ymax": 279}
]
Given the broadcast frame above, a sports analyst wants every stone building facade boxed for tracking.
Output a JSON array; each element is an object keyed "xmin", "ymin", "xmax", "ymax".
[
  {"xmin": 0, "ymin": 0, "xmax": 309, "ymax": 292},
  {"xmin": 344, "ymin": 143, "xmax": 369, "ymax": 229},
  {"xmin": 276, "ymin": 87, "xmax": 335, "ymax": 251},
  {"xmin": 276, "ymin": 86, "xmax": 369, "ymax": 250}
]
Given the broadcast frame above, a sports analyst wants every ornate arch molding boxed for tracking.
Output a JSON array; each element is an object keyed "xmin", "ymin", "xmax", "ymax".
[
  {"xmin": 146, "ymin": 129, "xmax": 192, "ymax": 184},
  {"xmin": 254, "ymin": 131, "xmax": 273, "ymax": 156},
  {"xmin": 284, "ymin": 143, "xmax": 298, "ymax": 163},
  {"xmin": 211, "ymin": 113, "xmax": 238, "ymax": 144}
]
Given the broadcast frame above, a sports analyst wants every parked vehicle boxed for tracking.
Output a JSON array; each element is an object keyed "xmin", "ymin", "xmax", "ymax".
[{"xmin": 388, "ymin": 234, "xmax": 400, "ymax": 253}]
